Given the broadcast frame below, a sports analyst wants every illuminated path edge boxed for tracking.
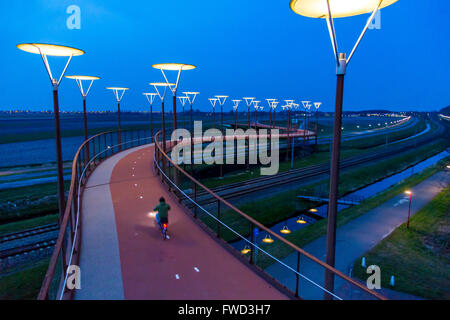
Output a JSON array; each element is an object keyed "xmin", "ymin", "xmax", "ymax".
[{"xmin": 75, "ymin": 144, "xmax": 288, "ymax": 300}]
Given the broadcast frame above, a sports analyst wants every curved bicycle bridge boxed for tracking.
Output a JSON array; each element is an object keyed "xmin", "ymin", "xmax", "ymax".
[{"xmin": 35, "ymin": 120, "xmax": 411, "ymax": 300}]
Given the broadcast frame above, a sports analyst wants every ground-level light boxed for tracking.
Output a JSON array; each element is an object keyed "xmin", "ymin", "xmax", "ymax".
[
  {"xmin": 262, "ymin": 234, "xmax": 274, "ymax": 244},
  {"xmin": 280, "ymin": 225, "xmax": 291, "ymax": 234},
  {"xmin": 241, "ymin": 245, "xmax": 251, "ymax": 255}
]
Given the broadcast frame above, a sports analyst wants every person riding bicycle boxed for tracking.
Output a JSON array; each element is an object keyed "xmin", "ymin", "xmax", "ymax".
[{"xmin": 154, "ymin": 197, "xmax": 170, "ymax": 227}]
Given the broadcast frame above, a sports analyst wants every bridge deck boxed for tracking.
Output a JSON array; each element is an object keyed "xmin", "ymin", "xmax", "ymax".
[{"xmin": 75, "ymin": 144, "xmax": 287, "ymax": 300}]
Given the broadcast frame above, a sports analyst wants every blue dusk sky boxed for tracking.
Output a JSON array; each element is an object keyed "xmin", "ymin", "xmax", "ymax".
[{"xmin": 1, "ymin": 1, "xmax": 449, "ymax": 112}]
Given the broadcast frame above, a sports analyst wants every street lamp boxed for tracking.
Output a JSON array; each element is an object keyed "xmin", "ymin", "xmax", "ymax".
[
  {"xmin": 150, "ymin": 82, "xmax": 175, "ymax": 153},
  {"xmin": 178, "ymin": 95, "xmax": 188, "ymax": 129},
  {"xmin": 143, "ymin": 92, "xmax": 158, "ymax": 142},
  {"xmin": 271, "ymin": 100, "xmax": 279, "ymax": 128},
  {"xmin": 243, "ymin": 97, "xmax": 255, "ymax": 170},
  {"xmin": 405, "ymin": 190, "xmax": 412, "ymax": 229},
  {"xmin": 215, "ymin": 95, "xmax": 228, "ymax": 177},
  {"xmin": 243, "ymin": 97, "xmax": 255, "ymax": 129},
  {"xmin": 252, "ymin": 100, "xmax": 261, "ymax": 127},
  {"xmin": 314, "ymin": 102, "xmax": 322, "ymax": 145},
  {"xmin": 285, "ymin": 100, "xmax": 294, "ymax": 161},
  {"xmin": 17, "ymin": 43, "xmax": 85, "ymax": 222},
  {"xmin": 214, "ymin": 95, "xmax": 228, "ymax": 134},
  {"xmin": 65, "ymin": 75, "xmax": 100, "ymax": 162},
  {"xmin": 266, "ymin": 99, "xmax": 276, "ymax": 127},
  {"xmin": 183, "ymin": 91, "xmax": 199, "ymax": 174},
  {"xmin": 232, "ymin": 99, "xmax": 241, "ymax": 130},
  {"xmin": 290, "ymin": 0, "xmax": 399, "ymax": 298},
  {"xmin": 209, "ymin": 98, "xmax": 218, "ymax": 128},
  {"xmin": 152, "ymin": 63, "xmax": 196, "ymax": 133},
  {"xmin": 301, "ymin": 101, "xmax": 311, "ymax": 144},
  {"xmin": 106, "ymin": 87, "xmax": 129, "ymax": 151}
]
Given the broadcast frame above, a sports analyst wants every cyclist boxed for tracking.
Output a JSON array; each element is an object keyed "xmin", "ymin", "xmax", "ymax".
[{"xmin": 153, "ymin": 197, "xmax": 170, "ymax": 238}]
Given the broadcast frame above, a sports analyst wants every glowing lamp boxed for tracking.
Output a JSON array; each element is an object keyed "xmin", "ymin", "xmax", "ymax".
[
  {"xmin": 241, "ymin": 246, "xmax": 251, "ymax": 255},
  {"xmin": 309, "ymin": 208, "xmax": 318, "ymax": 213},
  {"xmin": 290, "ymin": 0, "xmax": 398, "ymax": 18},
  {"xmin": 17, "ymin": 43, "xmax": 84, "ymax": 56},
  {"xmin": 280, "ymin": 225, "xmax": 291, "ymax": 235},
  {"xmin": 152, "ymin": 63, "xmax": 196, "ymax": 71},
  {"xmin": 262, "ymin": 235, "xmax": 274, "ymax": 244},
  {"xmin": 66, "ymin": 75, "xmax": 100, "ymax": 81},
  {"xmin": 404, "ymin": 190, "xmax": 412, "ymax": 195},
  {"xmin": 296, "ymin": 216, "xmax": 307, "ymax": 224}
]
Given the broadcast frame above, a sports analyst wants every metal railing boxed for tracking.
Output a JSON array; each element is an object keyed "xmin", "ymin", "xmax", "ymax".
[
  {"xmin": 153, "ymin": 130, "xmax": 386, "ymax": 300},
  {"xmin": 38, "ymin": 128, "xmax": 154, "ymax": 300}
]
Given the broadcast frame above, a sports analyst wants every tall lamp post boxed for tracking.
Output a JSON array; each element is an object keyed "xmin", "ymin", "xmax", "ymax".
[
  {"xmin": 232, "ymin": 99, "xmax": 241, "ymax": 130},
  {"xmin": 266, "ymin": 99, "xmax": 276, "ymax": 127},
  {"xmin": 150, "ymin": 82, "xmax": 174, "ymax": 152},
  {"xmin": 66, "ymin": 75, "xmax": 100, "ymax": 162},
  {"xmin": 143, "ymin": 92, "xmax": 158, "ymax": 142},
  {"xmin": 285, "ymin": 100, "xmax": 294, "ymax": 161},
  {"xmin": 243, "ymin": 97, "xmax": 255, "ymax": 170},
  {"xmin": 215, "ymin": 95, "xmax": 228, "ymax": 134},
  {"xmin": 208, "ymin": 98, "xmax": 218, "ymax": 128},
  {"xmin": 243, "ymin": 97, "xmax": 255, "ymax": 129},
  {"xmin": 106, "ymin": 87, "xmax": 129, "ymax": 151},
  {"xmin": 271, "ymin": 101, "xmax": 279, "ymax": 128},
  {"xmin": 152, "ymin": 63, "xmax": 196, "ymax": 134},
  {"xmin": 314, "ymin": 102, "xmax": 322, "ymax": 145},
  {"xmin": 183, "ymin": 91, "xmax": 199, "ymax": 174},
  {"xmin": 302, "ymin": 100, "xmax": 311, "ymax": 144},
  {"xmin": 215, "ymin": 95, "xmax": 228, "ymax": 177},
  {"xmin": 17, "ymin": 43, "xmax": 84, "ymax": 222},
  {"xmin": 290, "ymin": 0, "xmax": 399, "ymax": 298},
  {"xmin": 252, "ymin": 100, "xmax": 261, "ymax": 128},
  {"xmin": 178, "ymin": 95, "xmax": 188, "ymax": 129},
  {"xmin": 405, "ymin": 190, "xmax": 412, "ymax": 228}
]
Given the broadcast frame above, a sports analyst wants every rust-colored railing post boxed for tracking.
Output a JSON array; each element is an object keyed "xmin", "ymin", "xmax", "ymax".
[
  {"xmin": 250, "ymin": 223, "xmax": 254, "ymax": 265},
  {"xmin": 295, "ymin": 252, "xmax": 300, "ymax": 297},
  {"xmin": 193, "ymin": 183, "xmax": 197, "ymax": 218},
  {"xmin": 217, "ymin": 200, "xmax": 221, "ymax": 238}
]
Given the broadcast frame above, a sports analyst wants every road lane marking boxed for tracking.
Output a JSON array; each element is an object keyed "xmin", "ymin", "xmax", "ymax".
[
  {"xmin": 175, "ymin": 274, "xmax": 180, "ymax": 279},
  {"xmin": 194, "ymin": 267, "xmax": 200, "ymax": 272}
]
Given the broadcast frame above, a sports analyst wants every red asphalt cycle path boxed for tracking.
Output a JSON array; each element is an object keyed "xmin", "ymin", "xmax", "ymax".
[{"xmin": 109, "ymin": 145, "xmax": 288, "ymax": 299}]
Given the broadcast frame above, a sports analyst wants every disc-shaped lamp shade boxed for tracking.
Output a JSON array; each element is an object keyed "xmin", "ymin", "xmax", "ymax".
[
  {"xmin": 106, "ymin": 87, "xmax": 129, "ymax": 91},
  {"xmin": 183, "ymin": 92, "xmax": 200, "ymax": 95},
  {"xmin": 280, "ymin": 225, "xmax": 291, "ymax": 234},
  {"xmin": 296, "ymin": 216, "xmax": 307, "ymax": 224},
  {"xmin": 17, "ymin": 43, "xmax": 84, "ymax": 56},
  {"xmin": 290, "ymin": 0, "xmax": 398, "ymax": 18},
  {"xmin": 149, "ymin": 82, "xmax": 176, "ymax": 87},
  {"xmin": 262, "ymin": 235, "xmax": 274, "ymax": 244},
  {"xmin": 241, "ymin": 246, "xmax": 251, "ymax": 255},
  {"xmin": 152, "ymin": 63, "xmax": 196, "ymax": 71},
  {"xmin": 65, "ymin": 75, "xmax": 100, "ymax": 80}
]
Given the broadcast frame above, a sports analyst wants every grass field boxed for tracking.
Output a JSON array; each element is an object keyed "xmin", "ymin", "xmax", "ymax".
[
  {"xmin": 254, "ymin": 158, "xmax": 449, "ymax": 270},
  {"xmin": 0, "ymin": 181, "xmax": 69, "ymax": 224},
  {"xmin": 200, "ymin": 139, "xmax": 448, "ymax": 242},
  {"xmin": 352, "ymin": 187, "xmax": 450, "ymax": 300},
  {"xmin": 0, "ymin": 258, "xmax": 50, "ymax": 300}
]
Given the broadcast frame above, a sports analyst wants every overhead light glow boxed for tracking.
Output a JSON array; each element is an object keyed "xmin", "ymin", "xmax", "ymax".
[
  {"xmin": 290, "ymin": 0, "xmax": 399, "ymax": 18},
  {"xmin": 17, "ymin": 43, "xmax": 85, "ymax": 56},
  {"xmin": 152, "ymin": 63, "xmax": 196, "ymax": 71}
]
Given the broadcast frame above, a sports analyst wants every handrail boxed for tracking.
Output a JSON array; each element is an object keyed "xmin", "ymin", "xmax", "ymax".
[
  {"xmin": 153, "ymin": 129, "xmax": 387, "ymax": 300},
  {"xmin": 38, "ymin": 127, "xmax": 153, "ymax": 299}
]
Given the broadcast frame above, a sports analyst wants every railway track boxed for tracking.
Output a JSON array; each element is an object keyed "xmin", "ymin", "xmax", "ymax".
[
  {"xmin": 0, "ymin": 223, "xmax": 59, "ymax": 243},
  {"xmin": 0, "ymin": 239, "xmax": 56, "ymax": 259},
  {"xmin": 183, "ymin": 118, "xmax": 445, "ymax": 206},
  {"xmin": 0, "ymin": 223, "xmax": 59, "ymax": 260}
]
